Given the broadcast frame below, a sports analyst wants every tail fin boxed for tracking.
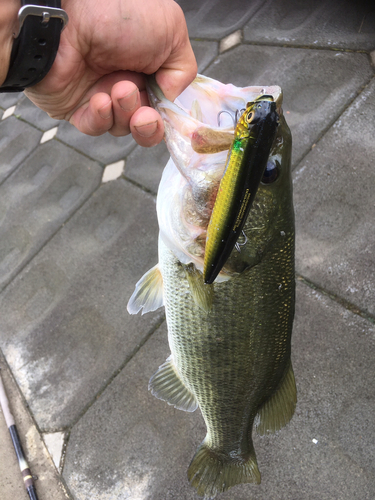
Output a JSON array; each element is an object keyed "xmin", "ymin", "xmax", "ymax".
[{"xmin": 187, "ymin": 441, "xmax": 260, "ymax": 499}]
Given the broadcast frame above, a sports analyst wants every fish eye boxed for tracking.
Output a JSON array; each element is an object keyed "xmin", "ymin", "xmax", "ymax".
[{"xmin": 261, "ymin": 159, "xmax": 280, "ymax": 184}]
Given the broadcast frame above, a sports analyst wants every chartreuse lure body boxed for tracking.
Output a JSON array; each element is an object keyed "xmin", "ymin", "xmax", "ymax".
[{"xmin": 203, "ymin": 96, "xmax": 279, "ymax": 284}]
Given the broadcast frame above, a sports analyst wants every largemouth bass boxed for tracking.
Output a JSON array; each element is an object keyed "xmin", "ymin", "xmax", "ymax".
[{"xmin": 127, "ymin": 74, "xmax": 296, "ymax": 499}]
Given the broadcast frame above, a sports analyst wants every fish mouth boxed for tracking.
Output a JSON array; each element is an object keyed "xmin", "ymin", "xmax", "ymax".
[
  {"xmin": 203, "ymin": 99, "xmax": 280, "ymax": 285},
  {"xmin": 147, "ymin": 74, "xmax": 283, "ymax": 278},
  {"xmin": 146, "ymin": 74, "xmax": 164, "ymax": 109}
]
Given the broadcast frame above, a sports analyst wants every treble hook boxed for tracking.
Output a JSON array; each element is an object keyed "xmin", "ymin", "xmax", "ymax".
[
  {"xmin": 217, "ymin": 107, "xmax": 248, "ymax": 128},
  {"xmin": 217, "ymin": 110, "xmax": 236, "ymax": 128},
  {"xmin": 234, "ymin": 231, "xmax": 248, "ymax": 252},
  {"xmin": 235, "ymin": 108, "xmax": 246, "ymax": 123}
]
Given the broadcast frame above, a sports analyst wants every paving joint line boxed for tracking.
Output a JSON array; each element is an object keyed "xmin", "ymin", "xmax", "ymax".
[
  {"xmin": 1, "ymin": 111, "xmax": 159, "ymax": 200},
  {"xmin": 0, "ymin": 140, "xmax": 41, "ymax": 188},
  {"xmin": 0, "ymin": 347, "xmax": 76, "ymax": 498},
  {"xmin": 292, "ymin": 73, "xmax": 375, "ymax": 170},
  {"xmin": 190, "ymin": 36, "xmax": 373, "ymax": 54},
  {"xmin": 0, "ymin": 183, "xmax": 103, "ymax": 296},
  {"xmin": 296, "ymin": 274, "xmax": 375, "ymax": 325},
  {"xmin": 2, "ymin": 111, "xmax": 139, "ymax": 169},
  {"xmin": 62, "ymin": 314, "xmax": 166, "ymax": 437},
  {"xmin": 239, "ymin": 40, "xmax": 372, "ymax": 54},
  {"xmin": 58, "ymin": 314, "xmax": 165, "ymax": 474},
  {"xmin": 121, "ymin": 173, "xmax": 158, "ymax": 198},
  {"xmin": 0, "ymin": 168, "xmax": 159, "ymax": 297}
]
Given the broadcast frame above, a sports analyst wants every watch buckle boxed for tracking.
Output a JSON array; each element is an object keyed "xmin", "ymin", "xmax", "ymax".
[{"xmin": 15, "ymin": 5, "xmax": 69, "ymax": 38}]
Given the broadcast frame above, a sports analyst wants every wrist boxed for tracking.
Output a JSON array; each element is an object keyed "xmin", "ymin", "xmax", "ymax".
[
  {"xmin": 0, "ymin": 1, "xmax": 19, "ymax": 86},
  {"xmin": 0, "ymin": 1, "xmax": 68, "ymax": 92}
]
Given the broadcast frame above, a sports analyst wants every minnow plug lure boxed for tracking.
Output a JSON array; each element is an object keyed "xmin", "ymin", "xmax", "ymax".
[{"xmin": 203, "ymin": 96, "xmax": 279, "ymax": 284}]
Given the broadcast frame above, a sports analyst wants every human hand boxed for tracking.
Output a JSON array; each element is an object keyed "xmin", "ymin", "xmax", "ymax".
[
  {"xmin": 23, "ymin": 0, "xmax": 197, "ymax": 146},
  {"xmin": 0, "ymin": 1, "xmax": 18, "ymax": 83}
]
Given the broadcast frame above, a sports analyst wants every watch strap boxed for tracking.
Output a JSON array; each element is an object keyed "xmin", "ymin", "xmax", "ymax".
[{"xmin": 0, "ymin": 1, "xmax": 68, "ymax": 93}]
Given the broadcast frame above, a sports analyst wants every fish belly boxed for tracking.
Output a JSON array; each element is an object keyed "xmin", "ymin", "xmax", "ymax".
[{"xmin": 159, "ymin": 233, "xmax": 296, "ymax": 498}]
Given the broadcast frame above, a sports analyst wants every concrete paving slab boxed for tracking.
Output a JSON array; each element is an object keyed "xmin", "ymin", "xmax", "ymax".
[
  {"xmin": 0, "ymin": 179, "xmax": 162, "ymax": 431},
  {"xmin": 0, "ymin": 356, "xmax": 69, "ymax": 500},
  {"xmin": 0, "ymin": 140, "xmax": 102, "ymax": 291},
  {"xmin": 191, "ymin": 40, "xmax": 219, "ymax": 73},
  {"xmin": 124, "ymin": 142, "xmax": 169, "ymax": 195},
  {"xmin": 15, "ymin": 95, "xmax": 61, "ymax": 131},
  {"xmin": 244, "ymin": 0, "xmax": 375, "ymax": 51},
  {"xmin": 294, "ymin": 76, "xmax": 375, "ymax": 317},
  {"xmin": 0, "ymin": 92, "xmax": 23, "ymax": 110},
  {"xmin": 62, "ymin": 281, "xmax": 375, "ymax": 500},
  {"xmin": 204, "ymin": 44, "xmax": 373, "ymax": 166},
  {"xmin": 177, "ymin": 0, "xmax": 263, "ymax": 39},
  {"xmin": 0, "ymin": 117, "xmax": 42, "ymax": 184},
  {"xmin": 57, "ymin": 121, "xmax": 136, "ymax": 165}
]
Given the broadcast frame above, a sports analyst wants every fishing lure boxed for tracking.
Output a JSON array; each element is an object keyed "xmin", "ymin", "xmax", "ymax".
[{"xmin": 203, "ymin": 96, "xmax": 279, "ymax": 284}]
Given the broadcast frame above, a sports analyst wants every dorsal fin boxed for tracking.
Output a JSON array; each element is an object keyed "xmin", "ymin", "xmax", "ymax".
[{"xmin": 127, "ymin": 264, "xmax": 164, "ymax": 315}]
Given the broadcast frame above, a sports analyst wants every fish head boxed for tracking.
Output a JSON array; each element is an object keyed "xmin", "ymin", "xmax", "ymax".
[
  {"xmin": 149, "ymin": 75, "xmax": 291, "ymax": 278},
  {"xmin": 222, "ymin": 113, "xmax": 293, "ymax": 276}
]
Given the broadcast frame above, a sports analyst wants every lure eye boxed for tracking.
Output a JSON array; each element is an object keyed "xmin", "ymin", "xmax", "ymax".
[
  {"xmin": 261, "ymin": 159, "xmax": 280, "ymax": 184},
  {"xmin": 246, "ymin": 112, "xmax": 253, "ymax": 123}
]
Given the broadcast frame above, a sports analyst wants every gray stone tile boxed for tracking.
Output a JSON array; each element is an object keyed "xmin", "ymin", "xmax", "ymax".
[
  {"xmin": 15, "ymin": 95, "xmax": 61, "ymax": 131},
  {"xmin": 0, "ymin": 116, "xmax": 42, "ymax": 184},
  {"xmin": 204, "ymin": 45, "xmax": 373, "ymax": 166},
  {"xmin": 177, "ymin": 0, "xmax": 263, "ymax": 39},
  {"xmin": 57, "ymin": 121, "xmax": 136, "ymax": 165},
  {"xmin": 294, "ymin": 77, "xmax": 375, "ymax": 317},
  {"xmin": 191, "ymin": 40, "xmax": 218, "ymax": 73},
  {"xmin": 244, "ymin": 0, "xmax": 375, "ymax": 51},
  {"xmin": 62, "ymin": 281, "xmax": 375, "ymax": 499},
  {"xmin": 0, "ymin": 179, "xmax": 161, "ymax": 430},
  {"xmin": 0, "ymin": 355, "xmax": 70, "ymax": 500},
  {"xmin": 0, "ymin": 140, "xmax": 102, "ymax": 290},
  {"xmin": 124, "ymin": 141, "xmax": 169, "ymax": 195},
  {"xmin": 0, "ymin": 92, "xmax": 23, "ymax": 109}
]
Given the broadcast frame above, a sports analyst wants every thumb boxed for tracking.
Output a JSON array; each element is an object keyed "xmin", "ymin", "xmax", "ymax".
[{"xmin": 155, "ymin": 41, "xmax": 197, "ymax": 101}]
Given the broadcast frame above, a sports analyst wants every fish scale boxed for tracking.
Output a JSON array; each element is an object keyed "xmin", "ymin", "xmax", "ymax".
[{"xmin": 161, "ymin": 226, "xmax": 294, "ymax": 450}]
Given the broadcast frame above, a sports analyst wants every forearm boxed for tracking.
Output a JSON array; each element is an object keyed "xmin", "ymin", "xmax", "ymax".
[{"xmin": 0, "ymin": 0, "xmax": 19, "ymax": 86}]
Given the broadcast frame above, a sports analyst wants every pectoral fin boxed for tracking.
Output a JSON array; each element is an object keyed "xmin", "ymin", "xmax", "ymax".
[
  {"xmin": 149, "ymin": 356, "xmax": 198, "ymax": 412},
  {"xmin": 127, "ymin": 264, "xmax": 164, "ymax": 315},
  {"xmin": 183, "ymin": 263, "xmax": 213, "ymax": 312},
  {"xmin": 255, "ymin": 362, "xmax": 297, "ymax": 435}
]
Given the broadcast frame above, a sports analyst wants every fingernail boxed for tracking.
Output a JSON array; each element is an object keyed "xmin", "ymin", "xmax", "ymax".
[
  {"xmin": 98, "ymin": 102, "xmax": 112, "ymax": 120},
  {"xmin": 118, "ymin": 89, "xmax": 138, "ymax": 112},
  {"xmin": 134, "ymin": 121, "xmax": 158, "ymax": 137}
]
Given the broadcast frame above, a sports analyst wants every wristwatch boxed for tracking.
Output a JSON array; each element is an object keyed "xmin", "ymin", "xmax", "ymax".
[{"xmin": 0, "ymin": 1, "xmax": 68, "ymax": 93}]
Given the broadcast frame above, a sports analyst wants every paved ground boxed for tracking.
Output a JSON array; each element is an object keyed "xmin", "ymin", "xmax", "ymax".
[{"xmin": 0, "ymin": 1, "xmax": 374, "ymax": 499}]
